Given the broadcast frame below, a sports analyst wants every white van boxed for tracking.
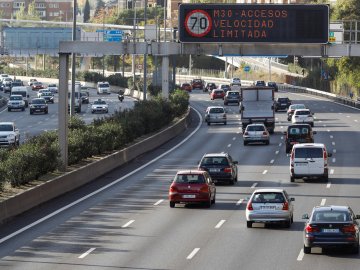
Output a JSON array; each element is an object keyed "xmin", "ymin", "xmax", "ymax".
[
  {"xmin": 290, "ymin": 143, "xmax": 332, "ymax": 182},
  {"xmin": 97, "ymin": 81, "xmax": 110, "ymax": 94},
  {"xmin": 11, "ymin": 86, "xmax": 30, "ymax": 107}
]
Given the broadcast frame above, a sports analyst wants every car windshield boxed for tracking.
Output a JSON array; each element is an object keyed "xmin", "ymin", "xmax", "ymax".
[
  {"xmin": 296, "ymin": 111, "xmax": 310, "ymax": 115},
  {"xmin": 201, "ymin": 157, "xmax": 229, "ymax": 166},
  {"xmin": 193, "ymin": 80, "xmax": 202, "ymax": 83},
  {"xmin": 209, "ymin": 108, "xmax": 224, "ymax": 113},
  {"xmin": 48, "ymin": 84, "xmax": 56, "ymax": 87},
  {"xmin": 221, "ymin": 85, "xmax": 230, "ymax": 89},
  {"xmin": 99, "ymin": 83, "xmax": 109, "ymax": 88},
  {"xmin": 288, "ymin": 127, "xmax": 310, "ymax": 136},
  {"xmin": 294, "ymin": 148, "xmax": 323, "ymax": 158},
  {"xmin": 252, "ymin": 192, "xmax": 285, "ymax": 203},
  {"xmin": 10, "ymin": 96, "xmax": 22, "ymax": 100},
  {"xmin": 32, "ymin": 99, "xmax": 45, "ymax": 104},
  {"xmin": 228, "ymin": 92, "xmax": 239, "ymax": 96},
  {"xmin": 182, "ymin": 83, "xmax": 190, "ymax": 87},
  {"xmin": 94, "ymin": 100, "xmax": 106, "ymax": 105},
  {"xmin": 278, "ymin": 98, "xmax": 288, "ymax": 102},
  {"xmin": 175, "ymin": 174, "xmax": 205, "ymax": 184},
  {"xmin": 291, "ymin": 104, "xmax": 306, "ymax": 110},
  {"xmin": 247, "ymin": 125, "xmax": 265, "ymax": 132},
  {"xmin": 312, "ymin": 211, "xmax": 351, "ymax": 222},
  {"xmin": 208, "ymin": 83, "xmax": 215, "ymax": 86},
  {"xmin": 0, "ymin": 124, "xmax": 13, "ymax": 131}
]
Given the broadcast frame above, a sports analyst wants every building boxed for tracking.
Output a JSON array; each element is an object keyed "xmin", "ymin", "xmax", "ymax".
[{"xmin": 0, "ymin": 0, "xmax": 74, "ymax": 22}]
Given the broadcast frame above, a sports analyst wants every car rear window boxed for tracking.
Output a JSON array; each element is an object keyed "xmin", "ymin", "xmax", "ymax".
[
  {"xmin": 312, "ymin": 211, "xmax": 351, "ymax": 222},
  {"xmin": 278, "ymin": 98, "xmax": 288, "ymax": 102},
  {"xmin": 295, "ymin": 110, "xmax": 310, "ymax": 115},
  {"xmin": 228, "ymin": 92, "xmax": 239, "ymax": 96},
  {"xmin": 294, "ymin": 148, "xmax": 323, "ymax": 158},
  {"xmin": 201, "ymin": 157, "xmax": 229, "ymax": 166},
  {"xmin": 247, "ymin": 125, "xmax": 265, "ymax": 132},
  {"xmin": 288, "ymin": 127, "xmax": 310, "ymax": 135},
  {"xmin": 252, "ymin": 193, "xmax": 285, "ymax": 203},
  {"xmin": 175, "ymin": 174, "xmax": 205, "ymax": 184},
  {"xmin": 209, "ymin": 108, "xmax": 224, "ymax": 113}
]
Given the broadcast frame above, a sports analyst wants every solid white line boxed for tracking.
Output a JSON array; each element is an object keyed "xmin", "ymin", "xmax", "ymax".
[
  {"xmin": 251, "ymin": 183, "xmax": 258, "ymax": 188},
  {"xmin": 275, "ymin": 151, "xmax": 279, "ymax": 155},
  {"xmin": 262, "ymin": 170, "xmax": 267, "ymax": 175},
  {"xmin": 78, "ymin": 248, "xmax": 96, "ymax": 259},
  {"xmin": 297, "ymin": 249, "xmax": 305, "ymax": 261},
  {"xmin": 187, "ymin": 248, "xmax": 200, "ymax": 260},
  {"xmin": 122, "ymin": 220, "xmax": 135, "ymax": 228},
  {"xmin": 154, "ymin": 199, "xmax": 164, "ymax": 206},
  {"xmin": 0, "ymin": 107, "xmax": 204, "ymax": 244},
  {"xmin": 215, "ymin": 220, "xmax": 226, "ymax": 229},
  {"xmin": 327, "ymin": 129, "xmax": 331, "ymax": 132},
  {"xmin": 236, "ymin": 199, "xmax": 244, "ymax": 205},
  {"xmin": 332, "ymin": 158, "xmax": 336, "ymax": 163},
  {"xmin": 326, "ymin": 182, "xmax": 331, "ymax": 189},
  {"xmin": 320, "ymin": 199, "xmax": 326, "ymax": 206},
  {"xmin": 270, "ymin": 159, "xmax": 274, "ymax": 164},
  {"xmin": 330, "ymin": 169, "xmax": 334, "ymax": 174},
  {"xmin": 227, "ymin": 144, "xmax": 231, "ymax": 148}
]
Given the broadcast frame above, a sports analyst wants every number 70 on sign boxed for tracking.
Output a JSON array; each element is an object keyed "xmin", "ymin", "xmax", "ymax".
[{"xmin": 184, "ymin": 9, "xmax": 212, "ymax": 37}]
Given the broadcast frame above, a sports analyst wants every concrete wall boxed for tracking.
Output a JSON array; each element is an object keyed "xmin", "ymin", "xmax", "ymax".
[{"xmin": 0, "ymin": 109, "xmax": 191, "ymax": 224}]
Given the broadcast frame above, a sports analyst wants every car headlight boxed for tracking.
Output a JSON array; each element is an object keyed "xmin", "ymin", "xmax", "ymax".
[{"xmin": 7, "ymin": 134, "xmax": 15, "ymax": 140}]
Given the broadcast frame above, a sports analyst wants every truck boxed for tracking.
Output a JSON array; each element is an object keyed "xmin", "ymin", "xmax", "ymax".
[{"xmin": 239, "ymin": 87, "xmax": 275, "ymax": 134}]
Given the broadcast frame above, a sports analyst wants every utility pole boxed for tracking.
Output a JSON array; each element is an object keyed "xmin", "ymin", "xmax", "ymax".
[
  {"xmin": 132, "ymin": 0, "xmax": 136, "ymax": 90},
  {"xmin": 143, "ymin": 0, "xmax": 147, "ymax": 100},
  {"xmin": 70, "ymin": 0, "xmax": 77, "ymax": 116}
]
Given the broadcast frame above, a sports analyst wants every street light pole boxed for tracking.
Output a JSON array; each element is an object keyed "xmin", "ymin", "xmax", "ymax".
[{"xmin": 70, "ymin": 0, "xmax": 77, "ymax": 116}]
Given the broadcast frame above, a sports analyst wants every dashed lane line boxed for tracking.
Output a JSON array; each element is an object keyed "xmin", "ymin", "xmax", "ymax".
[
  {"xmin": 215, "ymin": 220, "xmax": 226, "ymax": 229},
  {"xmin": 270, "ymin": 159, "xmax": 274, "ymax": 164},
  {"xmin": 326, "ymin": 182, "xmax": 331, "ymax": 189},
  {"xmin": 297, "ymin": 249, "xmax": 304, "ymax": 261},
  {"xmin": 320, "ymin": 199, "xmax": 326, "ymax": 206},
  {"xmin": 187, "ymin": 248, "xmax": 200, "ymax": 260},
  {"xmin": 78, "ymin": 248, "xmax": 96, "ymax": 259},
  {"xmin": 236, "ymin": 199, "xmax": 244, "ymax": 206},
  {"xmin": 154, "ymin": 199, "xmax": 164, "ymax": 206},
  {"xmin": 262, "ymin": 170, "xmax": 268, "ymax": 175},
  {"xmin": 122, "ymin": 220, "xmax": 135, "ymax": 228},
  {"xmin": 251, "ymin": 183, "xmax": 258, "ymax": 188}
]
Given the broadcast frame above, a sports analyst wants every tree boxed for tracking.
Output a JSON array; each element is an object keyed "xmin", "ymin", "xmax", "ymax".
[
  {"xmin": 15, "ymin": 1, "xmax": 41, "ymax": 21},
  {"xmin": 94, "ymin": 0, "xmax": 105, "ymax": 18},
  {"xmin": 332, "ymin": 0, "xmax": 360, "ymax": 20},
  {"xmin": 83, "ymin": 0, "xmax": 90, "ymax": 23}
]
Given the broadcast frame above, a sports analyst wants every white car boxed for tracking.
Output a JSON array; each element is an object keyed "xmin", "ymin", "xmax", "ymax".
[
  {"xmin": 230, "ymin": 77, "xmax": 241, "ymax": 86},
  {"xmin": 291, "ymin": 109, "xmax": 314, "ymax": 127},
  {"xmin": 97, "ymin": 81, "xmax": 110, "ymax": 94},
  {"xmin": 91, "ymin": 99, "xmax": 109, "ymax": 114},
  {"xmin": 7, "ymin": 95, "xmax": 26, "ymax": 112},
  {"xmin": 47, "ymin": 84, "xmax": 58, "ymax": 94},
  {"xmin": 246, "ymin": 189, "xmax": 295, "ymax": 228},
  {"xmin": 204, "ymin": 106, "xmax": 226, "ymax": 125},
  {"xmin": 0, "ymin": 122, "xmax": 20, "ymax": 147},
  {"xmin": 243, "ymin": 123, "xmax": 270, "ymax": 145},
  {"xmin": 290, "ymin": 143, "xmax": 332, "ymax": 182}
]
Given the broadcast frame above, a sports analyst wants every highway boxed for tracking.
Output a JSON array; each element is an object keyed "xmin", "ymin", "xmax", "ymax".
[
  {"xmin": 0, "ymin": 88, "xmax": 360, "ymax": 270},
  {"xmin": 0, "ymin": 87, "xmax": 135, "ymax": 143}
]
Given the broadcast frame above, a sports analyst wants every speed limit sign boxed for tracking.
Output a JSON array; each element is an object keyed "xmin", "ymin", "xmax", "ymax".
[{"xmin": 184, "ymin": 9, "xmax": 212, "ymax": 38}]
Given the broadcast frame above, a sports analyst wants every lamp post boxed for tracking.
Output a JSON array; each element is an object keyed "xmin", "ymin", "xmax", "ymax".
[
  {"xmin": 143, "ymin": 0, "xmax": 147, "ymax": 100},
  {"xmin": 70, "ymin": 0, "xmax": 77, "ymax": 116}
]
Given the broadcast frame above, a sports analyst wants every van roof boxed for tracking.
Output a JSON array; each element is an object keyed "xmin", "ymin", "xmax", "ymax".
[{"xmin": 292, "ymin": 143, "xmax": 325, "ymax": 149}]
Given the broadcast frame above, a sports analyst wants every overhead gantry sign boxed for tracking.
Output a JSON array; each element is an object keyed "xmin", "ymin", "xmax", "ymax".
[{"xmin": 179, "ymin": 4, "xmax": 329, "ymax": 44}]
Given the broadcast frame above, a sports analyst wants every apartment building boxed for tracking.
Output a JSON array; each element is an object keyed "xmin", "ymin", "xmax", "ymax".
[{"xmin": 0, "ymin": 0, "xmax": 73, "ymax": 21}]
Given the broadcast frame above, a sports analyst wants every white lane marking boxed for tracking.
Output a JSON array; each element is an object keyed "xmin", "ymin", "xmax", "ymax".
[
  {"xmin": 78, "ymin": 248, "xmax": 96, "ymax": 259},
  {"xmin": 187, "ymin": 248, "xmax": 200, "ymax": 260},
  {"xmin": 330, "ymin": 135, "xmax": 333, "ymax": 139},
  {"xmin": 355, "ymin": 119, "xmax": 358, "ymax": 122},
  {"xmin": 154, "ymin": 199, "xmax": 164, "ymax": 206},
  {"xmin": 262, "ymin": 170, "xmax": 267, "ymax": 175},
  {"xmin": 275, "ymin": 150, "xmax": 279, "ymax": 155},
  {"xmin": 330, "ymin": 169, "xmax": 334, "ymax": 175},
  {"xmin": 0, "ymin": 108, "xmax": 205, "ymax": 245},
  {"xmin": 332, "ymin": 158, "xmax": 336, "ymax": 163},
  {"xmin": 320, "ymin": 199, "xmax": 326, "ymax": 206},
  {"xmin": 232, "ymin": 137, "xmax": 236, "ymax": 141},
  {"xmin": 270, "ymin": 159, "xmax": 274, "ymax": 164},
  {"xmin": 236, "ymin": 199, "xmax": 244, "ymax": 205},
  {"xmin": 279, "ymin": 143, "xmax": 282, "ymax": 147},
  {"xmin": 122, "ymin": 220, "xmax": 135, "ymax": 228},
  {"xmin": 326, "ymin": 182, "xmax": 331, "ymax": 189},
  {"xmin": 236, "ymin": 131, "xmax": 240, "ymax": 134},
  {"xmin": 333, "ymin": 149, "xmax": 336, "ymax": 153},
  {"xmin": 251, "ymin": 183, "xmax": 258, "ymax": 188},
  {"xmin": 346, "ymin": 115, "xmax": 350, "ymax": 118},
  {"xmin": 297, "ymin": 249, "xmax": 305, "ymax": 261},
  {"xmin": 280, "ymin": 136, "xmax": 283, "ymax": 140},
  {"xmin": 215, "ymin": 220, "xmax": 226, "ymax": 229},
  {"xmin": 332, "ymin": 142, "xmax": 335, "ymax": 146},
  {"xmin": 227, "ymin": 144, "xmax": 231, "ymax": 148}
]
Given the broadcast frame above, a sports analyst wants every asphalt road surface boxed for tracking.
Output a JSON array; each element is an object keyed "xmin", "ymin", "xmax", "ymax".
[{"xmin": 0, "ymin": 88, "xmax": 360, "ymax": 270}]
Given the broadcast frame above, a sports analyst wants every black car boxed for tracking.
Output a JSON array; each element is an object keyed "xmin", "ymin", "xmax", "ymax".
[
  {"xmin": 284, "ymin": 124, "xmax": 316, "ymax": 153},
  {"xmin": 303, "ymin": 205, "xmax": 360, "ymax": 254},
  {"xmin": 267, "ymin": 81, "xmax": 278, "ymax": 92},
  {"xmin": 255, "ymin": 80, "xmax": 266, "ymax": 86},
  {"xmin": 205, "ymin": 82, "xmax": 217, "ymax": 93},
  {"xmin": 80, "ymin": 91, "xmax": 89, "ymax": 104},
  {"xmin": 274, "ymin": 97, "xmax": 292, "ymax": 111},
  {"xmin": 198, "ymin": 153, "xmax": 238, "ymax": 185},
  {"xmin": 29, "ymin": 98, "xmax": 48, "ymax": 114}
]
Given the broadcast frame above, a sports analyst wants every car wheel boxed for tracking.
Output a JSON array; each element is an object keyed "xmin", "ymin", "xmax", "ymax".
[
  {"xmin": 351, "ymin": 244, "xmax": 359, "ymax": 254},
  {"xmin": 286, "ymin": 147, "xmax": 291, "ymax": 154},
  {"xmin": 7, "ymin": 108, "xmax": 11, "ymax": 112},
  {"xmin": 169, "ymin": 202, "xmax": 175, "ymax": 208},
  {"xmin": 211, "ymin": 193, "xmax": 216, "ymax": 204},
  {"xmin": 205, "ymin": 198, "xmax": 211, "ymax": 208},
  {"xmin": 303, "ymin": 245, "xmax": 311, "ymax": 254},
  {"xmin": 287, "ymin": 117, "xmax": 291, "ymax": 121},
  {"xmin": 311, "ymin": 122, "xmax": 314, "ymax": 127},
  {"xmin": 244, "ymin": 141, "xmax": 247, "ymax": 146},
  {"xmin": 30, "ymin": 111, "xmax": 33, "ymax": 115},
  {"xmin": 224, "ymin": 121, "xmax": 227, "ymax": 125},
  {"xmin": 22, "ymin": 107, "xmax": 25, "ymax": 111},
  {"xmin": 290, "ymin": 176, "xmax": 295, "ymax": 182},
  {"xmin": 229, "ymin": 179, "xmax": 235, "ymax": 185},
  {"xmin": 284, "ymin": 219, "xmax": 291, "ymax": 228},
  {"xmin": 291, "ymin": 215, "xmax": 294, "ymax": 224},
  {"xmin": 265, "ymin": 140, "xmax": 270, "ymax": 145},
  {"xmin": 45, "ymin": 110, "xmax": 48, "ymax": 114},
  {"xmin": 323, "ymin": 174, "xmax": 329, "ymax": 182},
  {"xmin": 207, "ymin": 121, "xmax": 210, "ymax": 126},
  {"xmin": 246, "ymin": 221, "xmax": 253, "ymax": 228}
]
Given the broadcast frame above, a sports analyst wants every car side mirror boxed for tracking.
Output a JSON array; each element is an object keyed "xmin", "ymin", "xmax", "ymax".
[
  {"xmin": 15, "ymin": 128, "xmax": 19, "ymax": 132},
  {"xmin": 233, "ymin": 161, "xmax": 238, "ymax": 164},
  {"xmin": 290, "ymin": 198, "xmax": 295, "ymax": 201},
  {"xmin": 302, "ymin": 214, "xmax": 309, "ymax": 219},
  {"xmin": 328, "ymin": 153, "xmax": 332, "ymax": 157}
]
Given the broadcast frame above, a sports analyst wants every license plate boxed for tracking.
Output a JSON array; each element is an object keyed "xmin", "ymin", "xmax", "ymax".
[
  {"xmin": 209, "ymin": 168, "xmax": 220, "ymax": 172},
  {"xmin": 183, "ymin": 194, "xmax": 195, "ymax": 199},
  {"xmin": 36, "ymin": 109, "xmax": 41, "ymax": 112},
  {"xmin": 281, "ymin": 103, "xmax": 286, "ymax": 106},
  {"xmin": 260, "ymin": 206, "xmax": 276, "ymax": 210},
  {"xmin": 295, "ymin": 163, "xmax": 307, "ymax": 166},
  {"xmin": 323, "ymin": 228, "xmax": 339, "ymax": 233}
]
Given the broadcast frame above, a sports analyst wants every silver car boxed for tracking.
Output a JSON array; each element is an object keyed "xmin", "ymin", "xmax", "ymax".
[
  {"xmin": 243, "ymin": 123, "xmax": 270, "ymax": 145},
  {"xmin": 246, "ymin": 189, "xmax": 295, "ymax": 228},
  {"xmin": 205, "ymin": 106, "xmax": 227, "ymax": 125},
  {"xmin": 291, "ymin": 109, "xmax": 314, "ymax": 127}
]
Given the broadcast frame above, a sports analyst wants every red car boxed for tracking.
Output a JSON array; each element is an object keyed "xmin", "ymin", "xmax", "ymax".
[
  {"xmin": 32, "ymin": 82, "xmax": 44, "ymax": 91},
  {"xmin": 210, "ymin": 89, "xmax": 225, "ymax": 100},
  {"xmin": 191, "ymin": 79, "xmax": 204, "ymax": 90},
  {"xmin": 180, "ymin": 83, "xmax": 192, "ymax": 92},
  {"xmin": 169, "ymin": 170, "xmax": 216, "ymax": 208}
]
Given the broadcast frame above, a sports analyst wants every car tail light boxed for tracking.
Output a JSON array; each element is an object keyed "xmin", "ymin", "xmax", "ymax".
[
  {"xmin": 342, "ymin": 224, "xmax": 357, "ymax": 234},
  {"xmin": 169, "ymin": 185, "xmax": 178, "ymax": 195},
  {"xmin": 200, "ymin": 185, "xmax": 209, "ymax": 193},
  {"xmin": 247, "ymin": 202, "xmax": 253, "ymax": 210},
  {"xmin": 224, "ymin": 167, "xmax": 232, "ymax": 173},
  {"xmin": 305, "ymin": 224, "xmax": 320, "ymax": 233},
  {"xmin": 282, "ymin": 202, "xmax": 289, "ymax": 210},
  {"xmin": 262, "ymin": 131, "xmax": 268, "ymax": 136}
]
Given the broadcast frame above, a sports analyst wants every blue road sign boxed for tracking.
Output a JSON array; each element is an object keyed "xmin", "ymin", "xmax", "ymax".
[
  {"xmin": 106, "ymin": 30, "xmax": 123, "ymax": 36},
  {"xmin": 105, "ymin": 37, "xmax": 122, "ymax": 42},
  {"xmin": 244, "ymin": 66, "xmax": 251, "ymax": 72}
]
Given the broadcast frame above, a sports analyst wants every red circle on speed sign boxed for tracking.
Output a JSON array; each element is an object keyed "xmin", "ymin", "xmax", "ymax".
[{"xmin": 184, "ymin": 9, "xmax": 212, "ymax": 38}]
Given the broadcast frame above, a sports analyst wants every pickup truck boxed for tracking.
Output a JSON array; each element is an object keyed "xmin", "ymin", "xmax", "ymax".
[{"xmin": 0, "ymin": 122, "xmax": 20, "ymax": 147}]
